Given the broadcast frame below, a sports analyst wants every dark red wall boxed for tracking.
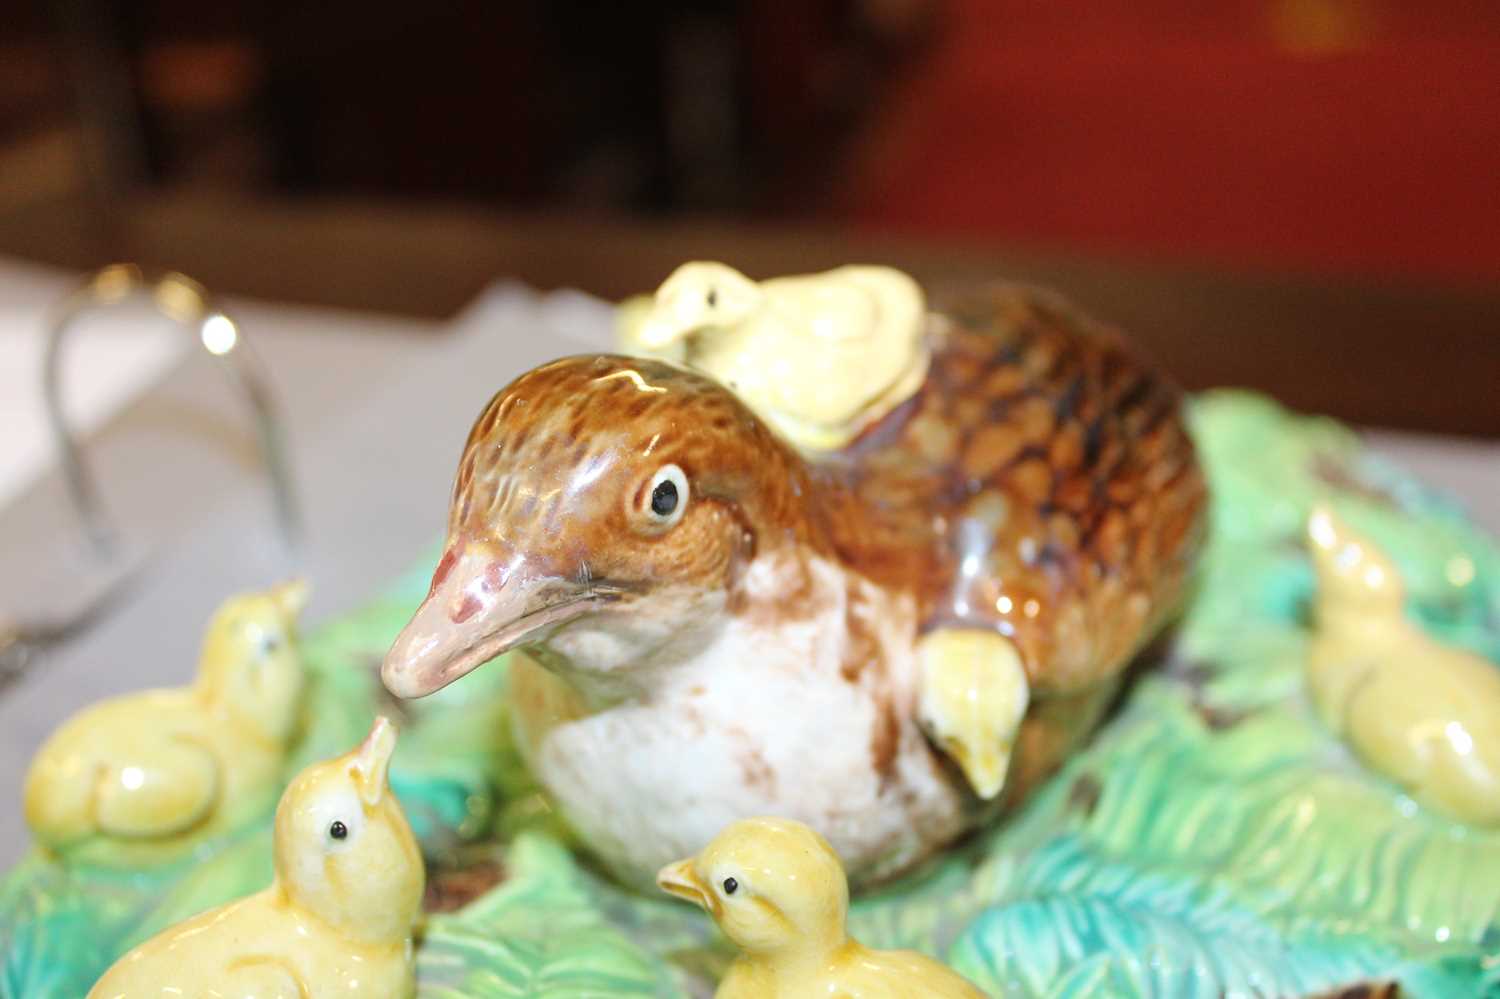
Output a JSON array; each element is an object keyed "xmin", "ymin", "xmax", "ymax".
[{"xmin": 846, "ymin": 1, "xmax": 1500, "ymax": 283}]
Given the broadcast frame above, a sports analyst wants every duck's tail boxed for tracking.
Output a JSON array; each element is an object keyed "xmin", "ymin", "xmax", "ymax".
[
  {"xmin": 23, "ymin": 743, "xmax": 218, "ymax": 851},
  {"xmin": 23, "ymin": 754, "xmax": 104, "ymax": 850}
]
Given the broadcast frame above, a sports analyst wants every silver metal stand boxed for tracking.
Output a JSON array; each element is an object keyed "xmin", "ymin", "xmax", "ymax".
[{"xmin": 0, "ymin": 265, "xmax": 302, "ymax": 689}]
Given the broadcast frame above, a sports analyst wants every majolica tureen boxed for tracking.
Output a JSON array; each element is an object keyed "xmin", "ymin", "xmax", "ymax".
[{"xmin": 4, "ymin": 263, "xmax": 1498, "ymax": 999}]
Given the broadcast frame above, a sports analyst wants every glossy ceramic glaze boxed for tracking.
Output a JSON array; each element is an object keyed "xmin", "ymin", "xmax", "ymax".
[
  {"xmin": 658, "ymin": 817, "xmax": 986, "ymax": 998},
  {"xmin": 23, "ymin": 580, "xmax": 308, "ymax": 867},
  {"xmin": 88, "ymin": 716, "xmax": 423, "ymax": 998},
  {"xmin": 382, "ymin": 278, "xmax": 1207, "ymax": 889},
  {"xmin": 623, "ymin": 262, "xmax": 929, "ymax": 452},
  {"xmin": 1307, "ymin": 506, "xmax": 1500, "ymax": 824},
  {"xmin": 6, "ymin": 388, "xmax": 1500, "ymax": 998}
]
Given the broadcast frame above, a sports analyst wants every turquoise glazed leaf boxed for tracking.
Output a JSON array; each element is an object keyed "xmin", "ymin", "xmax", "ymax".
[
  {"xmin": 950, "ymin": 894, "xmax": 1394, "ymax": 998},
  {"xmin": 417, "ymin": 836, "xmax": 684, "ymax": 998}
]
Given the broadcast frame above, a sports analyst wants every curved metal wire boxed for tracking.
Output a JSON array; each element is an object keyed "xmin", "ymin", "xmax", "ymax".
[{"xmin": 41, "ymin": 263, "xmax": 301, "ymax": 556}]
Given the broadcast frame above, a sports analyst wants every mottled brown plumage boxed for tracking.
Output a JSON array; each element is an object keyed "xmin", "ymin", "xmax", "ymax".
[
  {"xmin": 384, "ymin": 281, "xmax": 1206, "ymax": 886},
  {"xmin": 826, "ymin": 283, "xmax": 1205, "ymax": 693}
]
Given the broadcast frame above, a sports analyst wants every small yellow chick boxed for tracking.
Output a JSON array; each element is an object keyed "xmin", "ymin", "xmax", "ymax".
[
  {"xmin": 89, "ymin": 715, "xmax": 424, "ymax": 998},
  {"xmin": 625, "ymin": 262, "xmax": 930, "ymax": 452},
  {"xmin": 916, "ymin": 629, "xmax": 1031, "ymax": 800},
  {"xmin": 1307, "ymin": 506, "xmax": 1500, "ymax": 825},
  {"xmin": 658, "ymin": 817, "xmax": 987, "ymax": 999},
  {"xmin": 24, "ymin": 580, "xmax": 309, "ymax": 865}
]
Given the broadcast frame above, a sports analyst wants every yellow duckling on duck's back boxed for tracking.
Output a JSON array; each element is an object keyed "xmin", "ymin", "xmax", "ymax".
[
  {"xmin": 24, "ymin": 580, "xmax": 308, "ymax": 866},
  {"xmin": 89, "ymin": 716, "xmax": 424, "ymax": 998},
  {"xmin": 658, "ymin": 817, "xmax": 986, "ymax": 998},
  {"xmin": 623, "ymin": 262, "xmax": 929, "ymax": 453}
]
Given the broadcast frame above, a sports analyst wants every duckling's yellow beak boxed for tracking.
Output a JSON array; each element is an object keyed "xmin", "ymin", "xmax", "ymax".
[
  {"xmin": 1306, "ymin": 504, "xmax": 1340, "ymax": 553},
  {"xmin": 351, "ymin": 716, "xmax": 398, "ymax": 806},
  {"xmin": 633, "ymin": 312, "xmax": 692, "ymax": 351},
  {"xmin": 656, "ymin": 859, "xmax": 713, "ymax": 913},
  {"xmin": 271, "ymin": 577, "xmax": 310, "ymax": 618}
]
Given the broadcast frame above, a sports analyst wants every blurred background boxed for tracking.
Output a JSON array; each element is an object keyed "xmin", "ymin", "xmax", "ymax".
[{"xmin": 1, "ymin": 0, "xmax": 1498, "ymax": 431}]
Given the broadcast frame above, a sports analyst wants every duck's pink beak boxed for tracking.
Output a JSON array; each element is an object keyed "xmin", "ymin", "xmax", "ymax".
[{"xmin": 381, "ymin": 542, "xmax": 602, "ymax": 699}]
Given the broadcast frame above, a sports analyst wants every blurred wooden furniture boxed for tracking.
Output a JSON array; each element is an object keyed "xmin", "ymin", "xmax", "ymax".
[{"xmin": 0, "ymin": 191, "xmax": 1496, "ymax": 437}]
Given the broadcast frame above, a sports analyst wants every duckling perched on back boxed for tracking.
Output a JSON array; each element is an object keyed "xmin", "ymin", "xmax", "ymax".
[
  {"xmin": 88, "ymin": 716, "xmax": 423, "ymax": 998},
  {"xmin": 25, "ymin": 580, "xmax": 309, "ymax": 866},
  {"xmin": 1306, "ymin": 506, "xmax": 1500, "ymax": 825},
  {"xmin": 383, "ymin": 276, "xmax": 1206, "ymax": 890},
  {"xmin": 658, "ymin": 817, "xmax": 986, "ymax": 998},
  {"xmin": 623, "ymin": 262, "xmax": 929, "ymax": 452}
]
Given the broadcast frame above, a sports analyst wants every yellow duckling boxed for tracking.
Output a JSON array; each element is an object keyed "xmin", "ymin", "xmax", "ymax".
[
  {"xmin": 90, "ymin": 715, "xmax": 424, "ymax": 998},
  {"xmin": 24, "ymin": 580, "xmax": 309, "ymax": 865},
  {"xmin": 625, "ymin": 261, "xmax": 930, "ymax": 452},
  {"xmin": 657, "ymin": 817, "xmax": 987, "ymax": 998},
  {"xmin": 1307, "ymin": 506, "xmax": 1500, "ymax": 825},
  {"xmin": 916, "ymin": 629, "xmax": 1031, "ymax": 800}
]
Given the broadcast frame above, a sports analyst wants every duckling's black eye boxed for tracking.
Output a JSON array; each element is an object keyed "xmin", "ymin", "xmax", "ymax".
[
  {"xmin": 329, "ymin": 820, "xmax": 348, "ymax": 840},
  {"xmin": 722, "ymin": 876, "xmax": 738, "ymax": 895},
  {"xmin": 707, "ymin": 288, "xmax": 718, "ymax": 308},
  {"xmin": 261, "ymin": 635, "xmax": 281, "ymax": 654},
  {"xmin": 651, "ymin": 480, "xmax": 678, "ymax": 517}
]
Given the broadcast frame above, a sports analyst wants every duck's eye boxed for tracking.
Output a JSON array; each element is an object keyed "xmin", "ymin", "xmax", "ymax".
[
  {"xmin": 329, "ymin": 820, "xmax": 348, "ymax": 841},
  {"xmin": 644, "ymin": 464, "xmax": 688, "ymax": 527},
  {"xmin": 722, "ymin": 876, "xmax": 738, "ymax": 895},
  {"xmin": 652, "ymin": 480, "xmax": 678, "ymax": 516},
  {"xmin": 261, "ymin": 634, "xmax": 281, "ymax": 655},
  {"xmin": 706, "ymin": 288, "xmax": 718, "ymax": 308}
]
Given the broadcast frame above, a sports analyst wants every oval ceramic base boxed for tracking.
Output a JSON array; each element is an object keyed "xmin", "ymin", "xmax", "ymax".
[{"xmin": 4, "ymin": 390, "xmax": 1499, "ymax": 998}]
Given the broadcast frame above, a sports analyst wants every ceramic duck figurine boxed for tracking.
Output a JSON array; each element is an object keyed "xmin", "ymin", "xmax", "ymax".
[
  {"xmin": 24, "ymin": 580, "xmax": 309, "ymax": 865},
  {"xmin": 625, "ymin": 262, "xmax": 929, "ymax": 452},
  {"xmin": 658, "ymin": 817, "xmax": 986, "ymax": 998},
  {"xmin": 383, "ymin": 276, "xmax": 1206, "ymax": 889},
  {"xmin": 89, "ymin": 716, "xmax": 423, "ymax": 998},
  {"xmin": 1306, "ymin": 506, "xmax": 1500, "ymax": 824}
]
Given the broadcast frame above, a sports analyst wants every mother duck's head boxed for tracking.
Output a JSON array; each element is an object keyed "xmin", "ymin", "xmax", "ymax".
[{"xmin": 382, "ymin": 355, "xmax": 820, "ymax": 699}]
